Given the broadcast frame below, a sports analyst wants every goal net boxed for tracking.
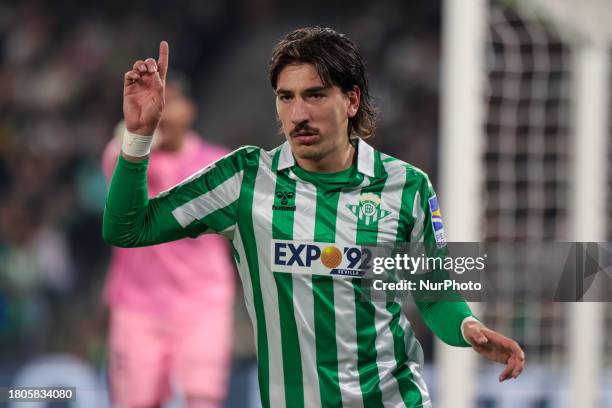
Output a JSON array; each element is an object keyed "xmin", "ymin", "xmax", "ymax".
[
  {"xmin": 438, "ymin": 0, "xmax": 611, "ymax": 406},
  {"xmin": 481, "ymin": 0, "xmax": 611, "ymax": 406}
]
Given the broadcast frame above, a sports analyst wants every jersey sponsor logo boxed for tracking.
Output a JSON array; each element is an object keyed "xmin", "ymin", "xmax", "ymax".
[
  {"xmin": 347, "ymin": 192, "xmax": 391, "ymax": 226},
  {"xmin": 273, "ymin": 190, "xmax": 296, "ymax": 211},
  {"xmin": 271, "ymin": 240, "xmax": 375, "ymax": 277},
  {"xmin": 428, "ymin": 195, "xmax": 446, "ymax": 248}
]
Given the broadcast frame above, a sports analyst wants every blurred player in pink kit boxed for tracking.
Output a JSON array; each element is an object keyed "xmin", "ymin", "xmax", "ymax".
[{"xmin": 102, "ymin": 77, "xmax": 235, "ymax": 408}]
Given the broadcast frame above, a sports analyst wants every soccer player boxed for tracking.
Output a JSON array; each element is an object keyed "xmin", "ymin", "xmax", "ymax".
[
  {"xmin": 104, "ymin": 27, "xmax": 525, "ymax": 408},
  {"xmin": 102, "ymin": 79, "xmax": 236, "ymax": 408}
]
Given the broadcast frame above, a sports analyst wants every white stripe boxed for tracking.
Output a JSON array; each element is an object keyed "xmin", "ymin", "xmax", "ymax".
[
  {"xmin": 379, "ymin": 161, "xmax": 408, "ymax": 241},
  {"xmin": 171, "ymin": 170, "xmax": 243, "ymax": 228},
  {"xmin": 277, "ymin": 142, "xmax": 295, "ymax": 170},
  {"xmin": 291, "ymin": 181, "xmax": 322, "ymax": 408},
  {"xmin": 399, "ymin": 313, "xmax": 432, "ymax": 407},
  {"xmin": 410, "ymin": 191, "xmax": 425, "ymax": 243},
  {"xmin": 335, "ymin": 189, "xmax": 365, "ymax": 408},
  {"xmin": 376, "ymin": 171, "xmax": 410, "ymax": 408},
  {"xmin": 232, "ymin": 227, "xmax": 258, "ymax": 353},
  {"xmin": 356, "ymin": 139, "xmax": 376, "ymax": 177},
  {"xmin": 381, "ymin": 162, "xmax": 431, "ymax": 405},
  {"xmin": 252, "ymin": 155, "xmax": 286, "ymax": 408},
  {"xmin": 374, "ymin": 306, "xmax": 406, "ymax": 408}
]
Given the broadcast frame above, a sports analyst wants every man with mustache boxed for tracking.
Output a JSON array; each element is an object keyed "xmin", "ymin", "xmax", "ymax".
[{"xmin": 104, "ymin": 27, "xmax": 524, "ymax": 408}]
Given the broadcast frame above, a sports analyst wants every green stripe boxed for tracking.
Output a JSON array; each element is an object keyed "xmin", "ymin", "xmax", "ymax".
[
  {"xmin": 389, "ymin": 167, "xmax": 424, "ymax": 406},
  {"xmin": 313, "ymin": 187, "xmax": 343, "ymax": 408},
  {"xmin": 394, "ymin": 167, "xmax": 420, "ymax": 240},
  {"xmin": 382, "ymin": 156, "xmax": 399, "ymax": 163},
  {"xmin": 271, "ymin": 145, "xmax": 282, "ymax": 171},
  {"xmin": 387, "ymin": 302, "xmax": 423, "ymax": 406},
  {"xmin": 163, "ymin": 148, "xmax": 247, "ymax": 206},
  {"xmin": 235, "ymin": 150, "xmax": 271, "ymax": 408},
  {"xmin": 373, "ymin": 150, "xmax": 387, "ymax": 179},
  {"xmin": 353, "ymin": 180, "xmax": 386, "ymax": 408},
  {"xmin": 272, "ymin": 173, "xmax": 304, "ymax": 408},
  {"xmin": 198, "ymin": 201, "xmax": 238, "ymax": 233}
]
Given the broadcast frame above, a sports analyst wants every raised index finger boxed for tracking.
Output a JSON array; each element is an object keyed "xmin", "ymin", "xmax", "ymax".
[{"xmin": 158, "ymin": 41, "xmax": 169, "ymax": 82}]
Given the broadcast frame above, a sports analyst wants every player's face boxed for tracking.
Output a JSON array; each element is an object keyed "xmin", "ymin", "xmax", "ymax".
[{"xmin": 275, "ymin": 63, "xmax": 359, "ymax": 168}]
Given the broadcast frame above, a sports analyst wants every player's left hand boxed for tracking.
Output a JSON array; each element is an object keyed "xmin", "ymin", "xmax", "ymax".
[{"xmin": 463, "ymin": 320, "xmax": 525, "ymax": 382}]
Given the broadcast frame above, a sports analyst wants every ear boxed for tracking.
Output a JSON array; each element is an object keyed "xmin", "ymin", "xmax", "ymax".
[{"xmin": 346, "ymin": 86, "xmax": 361, "ymax": 118}]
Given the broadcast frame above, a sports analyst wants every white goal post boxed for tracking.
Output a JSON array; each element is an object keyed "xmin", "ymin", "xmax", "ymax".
[{"xmin": 438, "ymin": 1, "xmax": 610, "ymax": 407}]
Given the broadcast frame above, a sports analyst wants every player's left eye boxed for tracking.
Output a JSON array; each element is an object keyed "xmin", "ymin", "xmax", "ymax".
[{"xmin": 307, "ymin": 93, "xmax": 325, "ymax": 101}]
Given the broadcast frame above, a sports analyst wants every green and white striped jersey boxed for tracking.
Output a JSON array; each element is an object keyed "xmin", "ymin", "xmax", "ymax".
[{"xmin": 103, "ymin": 138, "xmax": 474, "ymax": 408}]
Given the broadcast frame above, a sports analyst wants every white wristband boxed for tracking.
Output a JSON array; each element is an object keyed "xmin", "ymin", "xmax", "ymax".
[{"xmin": 122, "ymin": 127, "xmax": 154, "ymax": 157}]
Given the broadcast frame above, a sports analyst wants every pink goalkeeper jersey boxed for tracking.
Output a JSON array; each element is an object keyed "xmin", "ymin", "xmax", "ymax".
[{"xmin": 102, "ymin": 133, "xmax": 235, "ymax": 320}]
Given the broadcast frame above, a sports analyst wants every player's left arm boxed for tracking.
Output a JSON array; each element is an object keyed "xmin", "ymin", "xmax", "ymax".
[
  {"xmin": 410, "ymin": 173, "xmax": 476, "ymax": 346},
  {"xmin": 410, "ymin": 173, "xmax": 524, "ymax": 381}
]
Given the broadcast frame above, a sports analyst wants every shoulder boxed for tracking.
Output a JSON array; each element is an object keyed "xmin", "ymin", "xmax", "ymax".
[
  {"xmin": 228, "ymin": 143, "xmax": 283, "ymax": 170},
  {"xmin": 233, "ymin": 145, "xmax": 265, "ymax": 160},
  {"xmin": 379, "ymin": 151, "xmax": 431, "ymax": 189},
  {"xmin": 188, "ymin": 144, "xmax": 263, "ymax": 177},
  {"xmin": 156, "ymin": 145, "xmax": 264, "ymax": 198},
  {"xmin": 214, "ymin": 145, "xmax": 266, "ymax": 173}
]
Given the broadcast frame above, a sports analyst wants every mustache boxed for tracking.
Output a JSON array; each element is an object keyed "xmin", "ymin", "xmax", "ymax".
[{"xmin": 290, "ymin": 123, "xmax": 319, "ymax": 137}]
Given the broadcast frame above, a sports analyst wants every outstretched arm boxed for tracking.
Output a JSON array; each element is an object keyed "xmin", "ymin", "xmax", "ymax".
[
  {"xmin": 463, "ymin": 319, "xmax": 525, "ymax": 382},
  {"xmin": 409, "ymin": 172, "xmax": 524, "ymax": 381}
]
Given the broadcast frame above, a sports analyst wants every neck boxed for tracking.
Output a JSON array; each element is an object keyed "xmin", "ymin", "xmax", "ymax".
[{"xmin": 295, "ymin": 140, "xmax": 356, "ymax": 173}]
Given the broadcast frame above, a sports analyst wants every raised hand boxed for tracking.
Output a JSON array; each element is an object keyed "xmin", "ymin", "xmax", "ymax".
[
  {"xmin": 123, "ymin": 41, "xmax": 169, "ymax": 136},
  {"xmin": 463, "ymin": 320, "xmax": 525, "ymax": 382}
]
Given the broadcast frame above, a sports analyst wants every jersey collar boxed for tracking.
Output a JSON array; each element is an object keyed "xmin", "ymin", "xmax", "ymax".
[{"xmin": 273, "ymin": 138, "xmax": 383, "ymax": 178}]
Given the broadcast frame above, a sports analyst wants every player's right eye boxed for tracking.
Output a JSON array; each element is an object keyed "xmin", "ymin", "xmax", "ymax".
[{"xmin": 278, "ymin": 94, "xmax": 292, "ymax": 102}]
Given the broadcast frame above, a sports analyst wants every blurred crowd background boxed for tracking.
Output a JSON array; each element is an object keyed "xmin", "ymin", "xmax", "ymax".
[{"xmin": 0, "ymin": 0, "xmax": 444, "ymax": 404}]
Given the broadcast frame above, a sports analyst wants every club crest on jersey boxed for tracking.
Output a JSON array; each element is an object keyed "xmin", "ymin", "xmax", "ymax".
[
  {"xmin": 428, "ymin": 195, "xmax": 446, "ymax": 248},
  {"xmin": 347, "ymin": 193, "xmax": 391, "ymax": 226}
]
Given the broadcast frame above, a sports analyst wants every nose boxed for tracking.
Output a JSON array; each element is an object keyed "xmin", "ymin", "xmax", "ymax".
[{"xmin": 290, "ymin": 98, "xmax": 309, "ymax": 125}]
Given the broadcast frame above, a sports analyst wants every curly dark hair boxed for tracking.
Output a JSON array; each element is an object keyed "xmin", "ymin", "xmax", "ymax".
[{"xmin": 268, "ymin": 27, "xmax": 377, "ymax": 139}]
